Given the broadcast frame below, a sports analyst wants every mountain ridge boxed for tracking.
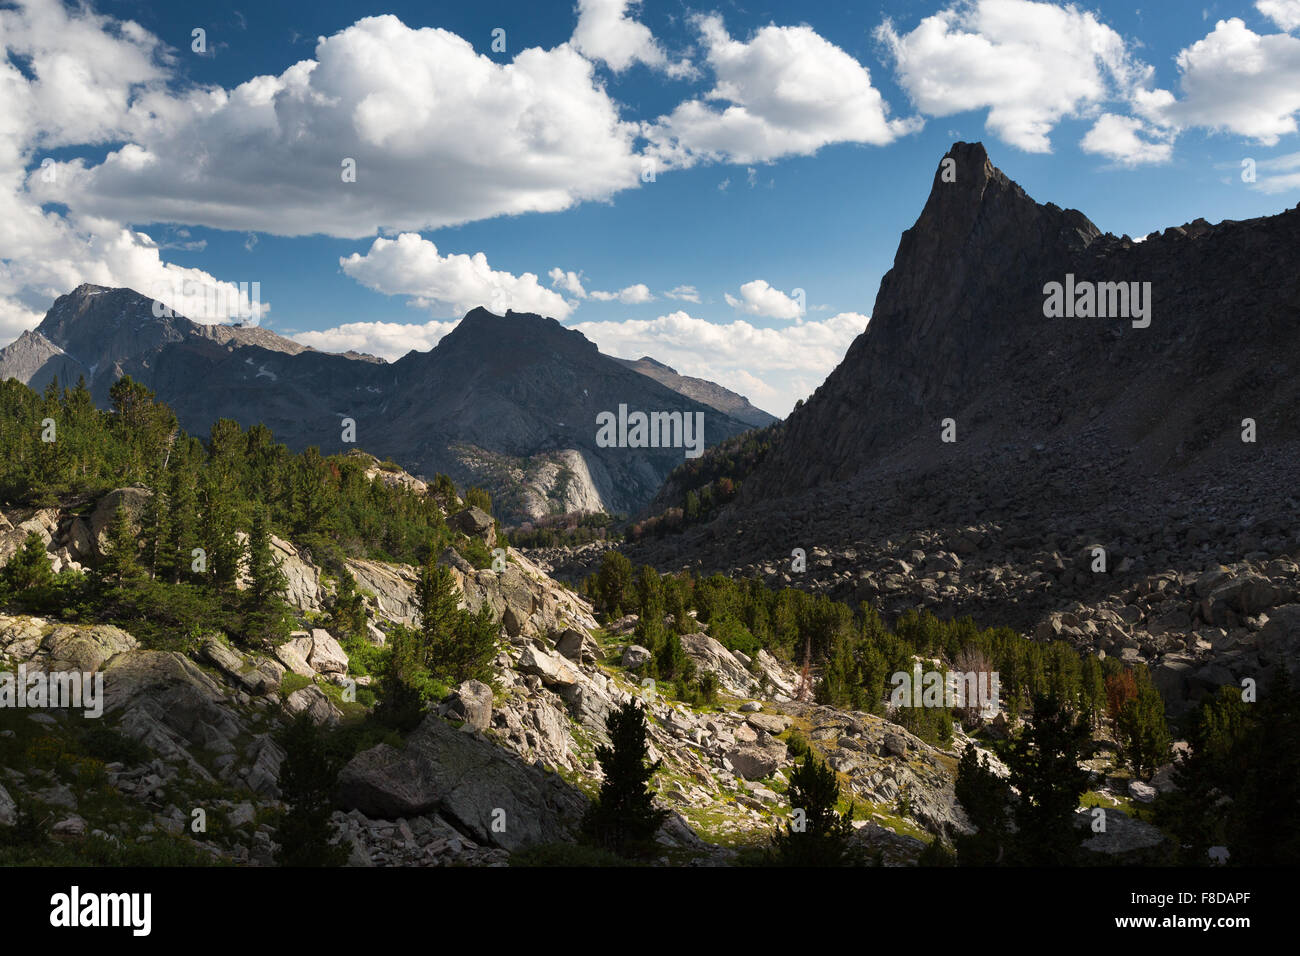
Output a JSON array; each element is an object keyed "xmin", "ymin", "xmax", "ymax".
[{"xmin": 0, "ymin": 290, "xmax": 755, "ymax": 521}]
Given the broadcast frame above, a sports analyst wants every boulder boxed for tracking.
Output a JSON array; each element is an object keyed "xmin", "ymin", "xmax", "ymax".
[
  {"xmin": 680, "ymin": 632, "xmax": 754, "ymax": 695},
  {"xmin": 88, "ymin": 487, "xmax": 153, "ymax": 557},
  {"xmin": 0, "ymin": 782, "xmax": 15, "ymax": 827},
  {"xmin": 746, "ymin": 712, "xmax": 792, "ymax": 735},
  {"xmin": 200, "ymin": 637, "xmax": 276, "ymax": 695},
  {"xmin": 1128, "ymin": 780, "xmax": 1158, "ymax": 803},
  {"xmin": 555, "ymin": 628, "xmax": 597, "ymax": 664},
  {"xmin": 446, "ymin": 679, "xmax": 493, "ymax": 732},
  {"xmin": 308, "ymin": 628, "xmax": 349, "ymax": 675},
  {"xmin": 517, "ymin": 646, "xmax": 581, "ymax": 687},
  {"xmin": 35, "ymin": 623, "xmax": 137, "ymax": 673},
  {"xmin": 336, "ymin": 716, "xmax": 587, "ymax": 850},
  {"xmin": 881, "ymin": 733, "xmax": 909, "ymax": 758},
  {"xmin": 336, "ymin": 744, "xmax": 437, "ymax": 818},
  {"xmin": 450, "ymin": 507, "xmax": 496, "ymax": 548},
  {"xmin": 725, "ymin": 742, "xmax": 787, "ymax": 780},
  {"xmin": 622, "ymin": 645, "xmax": 652, "ymax": 670},
  {"xmin": 274, "ymin": 640, "xmax": 315, "ymax": 677},
  {"xmin": 345, "ymin": 558, "xmax": 420, "ymax": 626},
  {"xmin": 102, "ymin": 651, "xmax": 245, "ymax": 750},
  {"xmin": 284, "ymin": 685, "xmax": 341, "ymax": 727},
  {"xmin": 269, "ymin": 535, "xmax": 322, "ymax": 611}
]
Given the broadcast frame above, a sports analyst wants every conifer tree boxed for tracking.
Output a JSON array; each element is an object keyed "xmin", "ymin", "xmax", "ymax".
[
  {"xmin": 583, "ymin": 699, "xmax": 667, "ymax": 856},
  {"xmin": 274, "ymin": 715, "xmax": 349, "ymax": 867},
  {"xmin": 953, "ymin": 743, "xmax": 1011, "ymax": 865},
  {"xmin": 243, "ymin": 507, "xmax": 290, "ymax": 644},
  {"xmin": 0, "ymin": 531, "xmax": 57, "ymax": 609},
  {"xmin": 1005, "ymin": 694, "xmax": 1090, "ymax": 865},
  {"xmin": 771, "ymin": 751, "xmax": 856, "ymax": 866},
  {"xmin": 329, "ymin": 568, "xmax": 369, "ymax": 644}
]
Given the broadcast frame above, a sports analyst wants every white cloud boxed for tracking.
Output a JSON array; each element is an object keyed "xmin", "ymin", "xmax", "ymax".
[
  {"xmin": 291, "ymin": 318, "xmax": 459, "ymax": 359},
  {"xmin": 724, "ymin": 279, "xmax": 803, "ymax": 320},
  {"xmin": 340, "ymin": 233, "xmax": 575, "ymax": 318},
  {"xmin": 29, "ymin": 15, "xmax": 645, "ymax": 238},
  {"xmin": 571, "ymin": 310, "xmax": 868, "ymax": 416},
  {"xmin": 1249, "ymin": 150, "xmax": 1300, "ymax": 192},
  {"xmin": 1258, "ymin": 0, "xmax": 1300, "ymax": 31},
  {"xmin": 549, "ymin": 267, "xmax": 588, "ymax": 298},
  {"xmin": 0, "ymin": 1, "xmax": 262, "ymax": 340},
  {"xmin": 876, "ymin": 0, "xmax": 1153, "ymax": 153},
  {"xmin": 571, "ymin": 0, "xmax": 693, "ymax": 77},
  {"xmin": 664, "ymin": 284, "xmax": 700, "ymax": 302},
  {"xmin": 589, "ymin": 283, "xmax": 654, "ymax": 304},
  {"xmin": 1135, "ymin": 18, "xmax": 1300, "ymax": 146},
  {"xmin": 1080, "ymin": 114, "xmax": 1174, "ymax": 165},
  {"xmin": 645, "ymin": 14, "xmax": 917, "ymax": 168}
]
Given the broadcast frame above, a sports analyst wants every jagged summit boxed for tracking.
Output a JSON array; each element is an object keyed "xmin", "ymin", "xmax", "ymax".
[{"xmin": 638, "ymin": 141, "xmax": 1300, "ymax": 591}]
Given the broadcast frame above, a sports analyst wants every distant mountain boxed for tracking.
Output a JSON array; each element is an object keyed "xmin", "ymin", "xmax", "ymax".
[
  {"xmin": 0, "ymin": 287, "xmax": 754, "ymax": 522},
  {"xmin": 612, "ymin": 356, "xmax": 778, "ymax": 427}
]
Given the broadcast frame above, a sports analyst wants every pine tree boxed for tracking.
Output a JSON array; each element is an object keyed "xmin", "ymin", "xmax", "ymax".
[
  {"xmin": 375, "ymin": 625, "xmax": 429, "ymax": 732},
  {"xmin": 1227, "ymin": 667, "xmax": 1300, "ymax": 864},
  {"xmin": 0, "ymin": 531, "xmax": 56, "ymax": 609},
  {"xmin": 771, "ymin": 751, "xmax": 856, "ymax": 866},
  {"xmin": 953, "ymin": 743, "xmax": 1011, "ymax": 865},
  {"xmin": 1117, "ymin": 670, "xmax": 1170, "ymax": 778},
  {"xmin": 99, "ymin": 505, "xmax": 141, "ymax": 588},
  {"xmin": 274, "ymin": 715, "xmax": 349, "ymax": 867},
  {"xmin": 583, "ymin": 700, "xmax": 667, "ymax": 856},
  {"xmin": 634, "ymin": 566, "xmax": 665, "ymax": 652},
  {"xmin": 329, "ymin": 568, "xmax": 369, "ymax": 644},
  {"xmin": 1005, "ymin": 694, "xmax": 1091, "ymax": 865},
  {"xmin": 655, "ymin": 629, "xmax": 692, "ymax": 681},
  {"xmin": 595, "ymin": 550, "xmax": 633, "ymax": 616},
  {"xmin": 243, "ymin": 507, "xmax": 290, "ymax": 644}
]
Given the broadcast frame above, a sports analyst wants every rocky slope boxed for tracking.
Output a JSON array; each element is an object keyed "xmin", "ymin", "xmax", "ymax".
[
  {"xmin": 0, "ymin": 289, "xmax": 756, "ymax": 523},
  {"xmin": 606, "ymin": 143, "xmax": 1300, "ymax": 716},
  {"xmin": 612, "ymin": 356, "xmax": 778, "ymax": 428},
  {"xmin": 0, "ymin": 460, "xmax": 1169, "ymax": 865}
]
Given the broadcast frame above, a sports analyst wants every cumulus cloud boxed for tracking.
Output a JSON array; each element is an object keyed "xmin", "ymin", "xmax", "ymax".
[
  {"xmin": 340, "ymin": 233, "xmax": 575, "ymax": 318},
  {"xmin": 571, "ymin": 0, "xmax": 693, "ymax": 76},
  {"xmin": 876, "ymin": 0, "xmax": 1153, "ymax": 153},
  {"xmin": 291, "ymin": 317, "xmax": 459, "ymax": 360},
  {"xmin": 724, "ymin": 279, "xmax": 803, "ymax": 320},
  {"xmin": 645, "ymin": 14, "xmax": 917, "ymax": 168},
  {"xmin": 1248, "ymin": 151, "xmax": 1300, "ymax": 193},
  {"xmin": 1258, "ymin": 0, "xmax": 1300, "ymax": 31},
  {"xmin": 664, "ymin": 284, "xmax": 701, "ymax": 302},
  {"xmin": 549, "ymin": 268, "xmax": 588, "ymax": 298},
  {"xmin": 0, "ymin": 0, "xmax": 263, "ymax": 340},
  {"xmin": 1135, "ymin": 18, "xmax": 1300, "ymax": 146},
  {"xmin": 1080, "ymin": 114, "xmax": 1174, "ymax": 165},
  {"xmin": 29, "ymin": 15, "xmax": 645, "ymax": 238},
  {"xmin": 571, "ymin": 310, "xmax": 868, "ymax": 416},
  {"xmin": 589, "ymin": 283, "xmax": 654, "ymax": 304}
]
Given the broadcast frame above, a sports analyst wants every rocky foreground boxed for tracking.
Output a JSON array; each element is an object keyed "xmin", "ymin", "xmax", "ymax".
[{"xmin": 0, "ymin": 484, "xmax": 1169, "ymax": 865}]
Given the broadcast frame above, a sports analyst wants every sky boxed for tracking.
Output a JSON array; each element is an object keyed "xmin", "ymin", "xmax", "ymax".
[{"xmin": 3, "ymin": 0, "xmax": 1300, "ymax": 417}]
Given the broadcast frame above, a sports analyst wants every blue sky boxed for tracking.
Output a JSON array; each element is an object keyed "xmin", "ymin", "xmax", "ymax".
[{"xmin": 4, "ymin": 0, "xmax": 1300, "ymax": 415}]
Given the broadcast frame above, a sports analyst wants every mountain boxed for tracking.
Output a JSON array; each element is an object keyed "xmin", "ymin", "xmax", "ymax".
[
  {"xmin": 612, "ymin": 356, "xmax": 778, "ymax": 427},
  {"xmin": 0, "ymin": 288, "xmax": 754, "ymax": 521},
  {"xmin": 618, "ymin": 142, "xmax": 1300, "ymax": 638}
]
